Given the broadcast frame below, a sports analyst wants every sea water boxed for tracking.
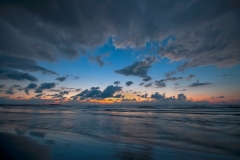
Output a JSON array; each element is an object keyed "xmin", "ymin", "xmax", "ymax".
[{"xmin": 0, "ymin": 105, "xmax": 239, "ymax": 159}]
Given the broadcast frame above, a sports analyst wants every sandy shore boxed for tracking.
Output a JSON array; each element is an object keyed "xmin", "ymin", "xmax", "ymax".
[{"xmin": 0, "ymin": 132, "xmax": 52, "ymax": 160}]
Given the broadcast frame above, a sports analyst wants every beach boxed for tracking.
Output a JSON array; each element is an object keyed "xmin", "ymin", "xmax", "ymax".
[{"xmin": 0, "ymin": 105, "xmax": 240, "ymax": 160}]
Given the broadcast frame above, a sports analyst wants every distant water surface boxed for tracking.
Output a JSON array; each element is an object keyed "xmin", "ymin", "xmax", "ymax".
[{"xmin": 0, "ymin": 105, "xmax": 239, "ymax": 160}]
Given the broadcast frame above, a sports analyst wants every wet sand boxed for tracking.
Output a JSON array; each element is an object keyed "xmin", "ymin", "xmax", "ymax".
[{"xmin": 0, "ymin": 132, "xmax": 51, "ymax": 160}]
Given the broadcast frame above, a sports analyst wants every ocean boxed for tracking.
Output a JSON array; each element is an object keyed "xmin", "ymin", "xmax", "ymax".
[{"xmin": 0, "ymin": 104, "xmax": 239, "ymax": 160}]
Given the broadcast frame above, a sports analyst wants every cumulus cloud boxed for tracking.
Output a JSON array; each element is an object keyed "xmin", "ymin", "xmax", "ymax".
[
  {"xmin": 5, "ymin": 88, "xmax": 14, "ymax": 95},
  {"xmin": 114, "ymin": 81, "xmax": 120, "ymax": 85},
  {"xmin": 75, "ymin": 88, "xmax": 81, "ymax": 92},
  {"xmin": 187, "ymin": 74, "xmax": 195, "ymax": 81},
  {"xmin": 115, "ymin": 56, "xmax": 157, "ymax": 78},
  {"xmin": 126, "ymin": 81, "xmax": 133, "ymax": 86},
  {"xmin": 189, "ymin": 80, "xmax": 211, "ymax": 87},
  {"xmin": 178, "ymin": 93, "xmax": 187, "ymax": 101},
  {"xmin": 155, "ymin": 81, "xmax": 166, "ymax": 88},
  {"xmin": 114, "ymin": 94, "xmax": 123, "ymax": 98},
  {"xmin": 76, "ymin": 89, "xmax": 101, "ymax": 98},
  {"xmin": 35, "ymin": 82, "xmax": 56, "ymax": 93},
  {"xmin": 121, "ymin": 98, "xmax": 136, "ymax": 102},
  {"xmin": 150, "ymin": 93, "xmax": 165, "ymax": 99},
  {"xmin": 0, "ymin": 68, "xmax": 38, "ymax": 81},
  {"xmin": 75, "ymin": 85, "xmax": 122, "ymax": 99},
  {"xmin": 142, "ymin": 76, "xmax": 152, "ymax": 82},
  {"xmin": 12, "ymin": 85, "xmax": 21, "ymax": 88},
  {"xmin": 101, "ymin": 85, "xmax": 122, "ymax": 98},
  {"xmin": 144, "ymin": 83, "xmax": 152, "ymax": 88},
  {"xmin": 140, "ymin": 93, "xmax": 148, "ymax": 98},
  {"xmin": 89, "ymin": 52, "xmax": 109, "ymax": 67},
  {"xmin": 91, "ymin": 87, "xmax": 100, "ymax": 90},
  {"xmin": 24, "ymin": 83, "xmax": 38, "ymax": 94},
  {"xmin": 154, "ymin": 77, "xmax": 183, "ymax": 88},
  {"xmin": 150, "ymin": 92, "xmax": 187, "ymax": 102},
  {"xmin": 49, "ymin": 89, "xmax": 61, "ymax": 92},
  {"xmin": 74, "ymin": 76, "xmax": 80, "ymax": 80},
  {"xmin": 215, "ymin": 74, "xmax": 233, "ymax": 77},
  {"xmin": 165, "ymin": 71, "xmax": 176, "ymax": 78},
  {"xmin": 59, "ymin": 91, "xmax": 69, "ymax": 95},
  {"xmin": 35, "ymin": 93, "xmax": 44, "ymax": 98},
  {"xmin": 160, "ymin": 77, "xmax": 183, "ymax": 83},
  {"xmin": 56, "ymin": 76, "xmax": 68, "ymax": 82},
  {"xmin": 174, "ymin": 82, "xmax": 179, "ymax": 86},
  {"xmin": 115, "ymin": 61, "xmax": 149, "ymax": 77}
]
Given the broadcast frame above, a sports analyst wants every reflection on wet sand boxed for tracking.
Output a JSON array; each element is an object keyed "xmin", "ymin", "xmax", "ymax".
[{"xmin": 0, "ymin": 132, "xmax": 52, "ymax": 160}]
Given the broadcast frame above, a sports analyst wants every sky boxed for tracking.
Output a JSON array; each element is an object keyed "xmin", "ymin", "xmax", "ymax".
[{"xmin": 0, "ymin": 0, "xmax": 240, "ymax": 105}]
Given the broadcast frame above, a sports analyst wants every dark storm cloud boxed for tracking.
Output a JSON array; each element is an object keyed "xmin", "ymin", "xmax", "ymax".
[
  {"xmin": 56, "ymin": 76, "xmax": 68, "ymax": 82},
  {"xmin": 158, "ymin": 1, "xmax": 240, "ymax": 71},
  {"xmin": 35, "ymin": 82, "xmax": 56, "ymax": 93},
  {"xmin": 187, "ymin": 74, "xmax": 195, "ymax": 81},
  {"xmin": 114, "ymin": 81, "xmax": 120, "ymax": 85},
  {"xmin": 126, "ymin": 81, "xmax": 133, "ymax": 86},
  {"xmin": 0, "ymin": 0, "xmax": 239, "ymax": 72},
  {"xmin": 0, "ymin": 55, "xmax": 57, "ymax": 74},
  {"xmin": 178, "ymin": 93, "xmax": 187, "ymax": 101},
  {"xmin": 24, "ymin": 83, "xmax": 38, "ymax": 94},
  {"xmin": 115, "ymin": 56, "xmax": 157, "ymax": 78},
  {"xmin": 0, "ymin": 68, "xmax": 38, "ymax": 81},
  {"xmin": 189, "ymin": 80, "xmax": 211, "ymax": 87}
]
